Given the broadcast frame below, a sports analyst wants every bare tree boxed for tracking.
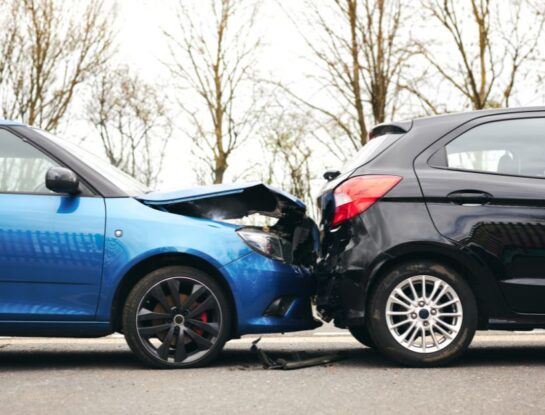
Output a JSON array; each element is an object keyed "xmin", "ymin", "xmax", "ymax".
[
  {"xmin": 417, "ymin": 0, "xmax": 545, "ymax": 110},
  {"xmin": 281, "ymin": 0, "xmax": 415, "ymax": 159},
  {"xmin": 86, "ymin": 67, "xmax": 172, "ymax": 188},
  {"xmin": 0, "ymin": 0, "xmax": 115, "ymax": 131},
  {"xmin": 263, "ymin": 110, "xmax": 313, "ymax": 202},
  {"xmin": 164, "ymin": 0, "xmax": 263, "ymax": 184}
]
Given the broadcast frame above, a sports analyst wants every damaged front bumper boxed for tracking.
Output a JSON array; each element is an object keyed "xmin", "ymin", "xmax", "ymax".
[
  {"xmin": 223, "ymin": 251, "xmax": 322, "ymax": 335},
  {"xmin": 139, "ymin": 182, "xmax": 323, "ymax": 335}
]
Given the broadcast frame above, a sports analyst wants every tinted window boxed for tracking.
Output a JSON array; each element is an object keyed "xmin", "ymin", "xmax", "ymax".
[
  {"xmin": 0, "ymin": 129, "xmax": 58, "ymax": 193},
  {"xmin": 341, "ymin": 133, "xmax": 404, "ymax": 174},
  {"xmin": 445, "ymin": 118, "xmax": 545, "ymax": 178}
]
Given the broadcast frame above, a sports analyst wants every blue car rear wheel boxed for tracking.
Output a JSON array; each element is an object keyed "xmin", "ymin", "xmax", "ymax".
[{"xmin": 123, "ymin": 266, "xmax": 231, "ymax": 369}]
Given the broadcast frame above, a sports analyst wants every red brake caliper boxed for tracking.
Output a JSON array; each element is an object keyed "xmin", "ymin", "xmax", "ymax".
[
  {"xmin": 194, "ymin": 311, "xmax": 208, "ymax": 336},
  {"xmin": 178, "ymin": 294, "xmax": 208, "ymax": 337}
]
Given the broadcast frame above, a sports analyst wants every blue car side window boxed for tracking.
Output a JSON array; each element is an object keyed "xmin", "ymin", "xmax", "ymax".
[{"xmin": 0, "ymin": 128, "xmax": 59, "ymax": 194}]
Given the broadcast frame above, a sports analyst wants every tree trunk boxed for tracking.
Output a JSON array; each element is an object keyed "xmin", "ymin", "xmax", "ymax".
[{"xmin": 348, "ymin": 0, "xmax": 368, "ymax": 145}]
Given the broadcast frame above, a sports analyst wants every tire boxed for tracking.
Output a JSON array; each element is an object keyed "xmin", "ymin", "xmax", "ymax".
[
  {"xmin": 349, "ymin": 325, "xmax": 376, "ymax": 348},
  {"xmin": 123, "ymin": 266, "xmax": 232, "ymax": 369},
  {"xmin": 368, "ymin": 261, "xmax": 477, "ymax": 367}
]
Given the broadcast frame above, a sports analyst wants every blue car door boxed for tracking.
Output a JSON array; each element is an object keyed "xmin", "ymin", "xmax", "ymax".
[{"xmin": 0, "ymin": 128, "xmax": 105, "ymax": 320}]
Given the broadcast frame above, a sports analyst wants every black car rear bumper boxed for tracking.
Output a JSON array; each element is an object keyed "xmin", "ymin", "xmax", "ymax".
[
  {"xmin": 315, "ymin": 216, "xmax": 382, "ymax": 327},
  {"xmin": 315, "ymin": 201, "xmax": 441, "ymax": 328}
]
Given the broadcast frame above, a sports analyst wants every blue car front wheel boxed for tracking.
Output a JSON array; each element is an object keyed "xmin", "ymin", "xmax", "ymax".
[{"xmin": 123, "ymin": 266, "xmax": 231, "ymax": 369}]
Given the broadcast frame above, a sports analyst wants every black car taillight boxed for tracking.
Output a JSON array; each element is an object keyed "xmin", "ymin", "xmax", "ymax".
[{"xmin": 332, "ymin": 175, "xmax": 402, "ymax": 226}]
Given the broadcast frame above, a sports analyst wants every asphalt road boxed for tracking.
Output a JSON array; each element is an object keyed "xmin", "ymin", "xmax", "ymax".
[{"xmin": 2, "ymin": 329, "xmax": 545, "ymax": 415}]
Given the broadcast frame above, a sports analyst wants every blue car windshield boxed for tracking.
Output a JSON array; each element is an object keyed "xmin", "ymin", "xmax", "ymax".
[{"xmin": 35, "ymin": 129, "xmax": 150, "ymax": 195}]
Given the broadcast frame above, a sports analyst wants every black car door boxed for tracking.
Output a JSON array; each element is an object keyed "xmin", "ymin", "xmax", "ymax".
[{"xmin": 414, "ymin": 112, "xmax": 545, "ymax": 313}]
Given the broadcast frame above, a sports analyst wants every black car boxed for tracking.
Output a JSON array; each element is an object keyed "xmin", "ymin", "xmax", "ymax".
[{"xmin": 317, "ymin": 107, "xmax": 545, "ymax": 366}]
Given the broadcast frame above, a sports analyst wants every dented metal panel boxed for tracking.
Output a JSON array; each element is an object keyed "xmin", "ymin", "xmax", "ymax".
[{"xmin": 138, "ymin": 182, "xmax": 306, "ymax": 219}]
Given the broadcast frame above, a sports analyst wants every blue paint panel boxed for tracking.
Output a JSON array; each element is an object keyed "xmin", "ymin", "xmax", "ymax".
[
  {"xmin": 140, "ymin": 181, "xmax": 306, "ymax": 208},
  {"xmin": 0, "ymin": 194, "xmax": 105, "ymax": 320},
  {"xmin": 97, "ymin": 198, "xmax": 318, "ymax": 334},
  {"xmin": 0, "ymin": 194, "xmax": 317, "ymax": 335},
  {"xmin": 221, "ymin": 252, "xmax": 319, "ymax": 334},
  {"xmin": 97, "ymin": 197, "xmax": 252, "ymax": 320}
]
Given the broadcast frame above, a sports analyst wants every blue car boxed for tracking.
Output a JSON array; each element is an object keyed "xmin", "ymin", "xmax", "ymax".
[{"xmin": 0, "ymin": 120, "xmax": 321, "ymax": 368}]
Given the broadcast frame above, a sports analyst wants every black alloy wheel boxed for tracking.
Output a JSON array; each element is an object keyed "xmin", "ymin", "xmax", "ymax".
[{"xmin": 123, "ymin": 266, "xmax": 231, "ymax": 368}]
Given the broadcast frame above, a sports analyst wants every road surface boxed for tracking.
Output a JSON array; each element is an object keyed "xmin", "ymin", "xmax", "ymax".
[{"xmin": 1, "ymin": 329, "xmax": 545, "ymax": 414}]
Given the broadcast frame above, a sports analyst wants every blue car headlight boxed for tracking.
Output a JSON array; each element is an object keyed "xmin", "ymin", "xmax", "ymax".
[{"xmin": 236, "ymin": 228, "xmax": 293, "ymax": 263}]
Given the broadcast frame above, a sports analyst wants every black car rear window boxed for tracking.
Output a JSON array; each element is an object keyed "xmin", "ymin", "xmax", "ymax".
[{"xmin": 340, "ymin": 133, "xmax": 405, "ymax": 174}]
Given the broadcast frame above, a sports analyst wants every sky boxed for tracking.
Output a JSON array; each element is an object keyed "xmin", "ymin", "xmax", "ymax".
[
  {"xmin": 68, "ymin": 0, "xmax": 545, "ymax": 194},
  {"xmin": 107, "ymin": 0, "xmax": 314, "ymax": 190}
]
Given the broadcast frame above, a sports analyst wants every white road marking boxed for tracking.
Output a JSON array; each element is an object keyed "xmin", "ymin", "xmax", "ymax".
[
  {"xmin": 3, "ymin": 327, "xmax": 545, "ymax": 347},
  {"xmin": 1, "ymin": 332, "xmax": 545, "ymax": 346}
]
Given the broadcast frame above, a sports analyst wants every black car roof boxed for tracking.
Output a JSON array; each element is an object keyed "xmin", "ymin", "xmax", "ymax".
[
  {"xmin": 354, "ymin": 106, "xmax": 545, "ymax": 176},
  {"xmin": 370, "ymin": 107, "xmax": 545, "ymax": 144},
  {"xmin": 412, "ymin": 106, "xmax": 545, "ymax": 127}
]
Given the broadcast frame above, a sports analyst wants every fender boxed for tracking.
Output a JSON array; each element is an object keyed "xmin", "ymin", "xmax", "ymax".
[
  {"xmin": 365, "ymin": 240, "xmax": 511, "ymax": 323},
  {"xmin": 96, "ymin": 246, "xmax": 236, "ymax": 322}
]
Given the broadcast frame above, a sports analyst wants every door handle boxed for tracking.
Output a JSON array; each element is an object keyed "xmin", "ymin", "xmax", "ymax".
[{"xmin": 447, "ymin": 190, "xmax": 493, "ymax": 206}]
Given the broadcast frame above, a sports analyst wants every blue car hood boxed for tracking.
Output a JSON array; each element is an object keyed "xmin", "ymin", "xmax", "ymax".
[{"xmin": 137, "ymin": 182, "xmax": 306, "ymax": 220}]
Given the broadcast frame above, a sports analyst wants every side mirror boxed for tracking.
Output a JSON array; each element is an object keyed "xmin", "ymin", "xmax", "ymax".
[
  {"xmin": 46, "ymin": 167, "xmax": 80, "ymax": 195},
  {"xmin": 323, "ymin": 170, "xmax": 341, "ymax": 181}
]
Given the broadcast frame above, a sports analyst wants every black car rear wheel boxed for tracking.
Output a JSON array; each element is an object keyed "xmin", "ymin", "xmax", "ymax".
[
  {"xmin": 123, "ymin": 266, "xmax": 231, "ymax": 369},
  {"xmin": 368, "ymin": 261, "xmax": 477, "ymax": 367},
  {"xmin": 349, "ymin": 325, "xmax": 375, "ymax": 348}
]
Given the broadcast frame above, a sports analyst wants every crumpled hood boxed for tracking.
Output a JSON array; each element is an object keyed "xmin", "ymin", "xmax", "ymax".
[{"xmin": 137, "ymin": 182, "xmax": 306, "ymax": 220}]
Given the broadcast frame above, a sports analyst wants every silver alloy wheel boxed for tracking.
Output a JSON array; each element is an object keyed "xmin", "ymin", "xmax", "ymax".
[{"xmin": 385, "ymin": 275, "xmax": 463, "ymax": 353}]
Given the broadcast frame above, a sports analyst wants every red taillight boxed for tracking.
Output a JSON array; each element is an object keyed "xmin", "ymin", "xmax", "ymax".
[{"xmin": 332, "ymin": 175, "xmax": 402, "ymax": 226}]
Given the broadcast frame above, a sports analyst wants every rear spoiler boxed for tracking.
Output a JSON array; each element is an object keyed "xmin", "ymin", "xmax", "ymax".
[{"xmin": 369, "ymin": 120, "xmax": 413, "ymax": 140}]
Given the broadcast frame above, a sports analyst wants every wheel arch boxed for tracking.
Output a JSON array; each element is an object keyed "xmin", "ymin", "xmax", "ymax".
[
  {"xmin": 365, "ymin": 242, "xmax": 497, "ymax": 329},
  {"xmin": 110, "ymin": 252, "xmax": 238, "ymax": 336}
]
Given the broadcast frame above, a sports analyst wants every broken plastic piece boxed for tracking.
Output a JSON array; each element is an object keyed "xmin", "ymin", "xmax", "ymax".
[{"xmin": 251, "ymin": 338, "xmax": 345, "ymax": 370}]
